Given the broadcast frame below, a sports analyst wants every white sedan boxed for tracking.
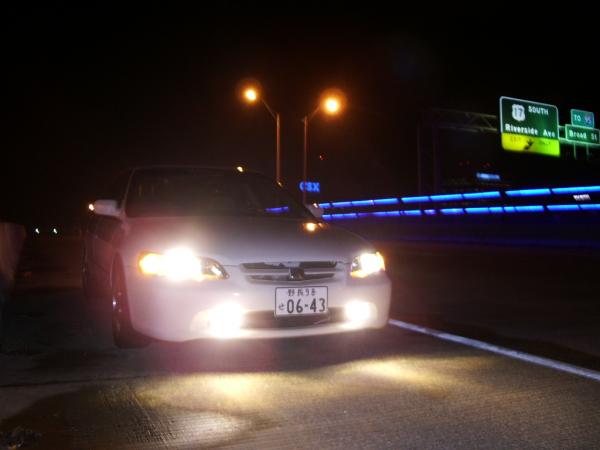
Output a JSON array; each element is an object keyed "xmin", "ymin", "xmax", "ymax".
[{"xmin": 83, "ymin": 166, "xmax": 391, "ymax": 347}]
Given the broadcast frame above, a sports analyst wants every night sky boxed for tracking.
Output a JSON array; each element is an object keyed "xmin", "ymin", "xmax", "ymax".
[{"xmin": 5, "ymin": 5, "xmax": 599, "ymax": 226}]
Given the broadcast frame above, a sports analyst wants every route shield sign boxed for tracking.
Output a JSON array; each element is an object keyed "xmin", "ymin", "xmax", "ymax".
[{"xmin": 499, "ymin": 96, "xmax": 560, "ymax": 157}]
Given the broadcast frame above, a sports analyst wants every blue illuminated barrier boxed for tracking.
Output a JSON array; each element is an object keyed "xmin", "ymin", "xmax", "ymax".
[{"xmin": 319, "ymin": 185, "xmax": 600, "ymax": 221}]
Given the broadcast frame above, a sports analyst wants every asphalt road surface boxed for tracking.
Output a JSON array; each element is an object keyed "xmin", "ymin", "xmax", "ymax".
[{"xmin": 1, "ymin": 237, "xmax": 599, "ymax": 449}]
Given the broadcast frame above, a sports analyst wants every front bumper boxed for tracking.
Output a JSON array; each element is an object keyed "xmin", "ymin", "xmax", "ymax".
[{"xmin": 124, "ymin": 265, "xmax": 391, "ymax": 342}]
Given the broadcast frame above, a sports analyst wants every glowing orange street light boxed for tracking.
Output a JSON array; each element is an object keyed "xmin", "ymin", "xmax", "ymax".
[
  {"xmin": 323, "ymin": 97, "xmax": 341, "ymax": 114},
  {"xmin": 240, "ymin": 82, "xmax": 281, "ymax": 184},
  {"xmin": 302, "ymin": 89, "xmax": 346, "ymax": 203},
  {"xmin": 243, "ymin": 87, "xmax": 258, "ymax": 103}
]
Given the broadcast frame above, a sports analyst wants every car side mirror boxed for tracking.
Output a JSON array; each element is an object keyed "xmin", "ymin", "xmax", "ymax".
[
  {"xmin": 305, "ymin": 203, "xmax": 324, "ymax": 219},
  {"xmin": 93, "ymin": 199, "xmax": 120, "ymax": 218}
]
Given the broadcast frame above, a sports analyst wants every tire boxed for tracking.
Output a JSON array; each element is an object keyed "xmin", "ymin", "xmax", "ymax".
[{"xmin": 111, "ymin": 259, "xmax": 149, "ymax": 349}]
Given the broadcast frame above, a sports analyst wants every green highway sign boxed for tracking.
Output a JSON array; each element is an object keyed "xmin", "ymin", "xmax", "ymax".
[
  {"xmin": 570, "ymin": 109, "xmax": 595, "ymax": 128},
  {"xmin": 500, "ymin": 97, "xmax": 559, "ymax": 139},
  {"xmin": 565, "ymin": 124, "xmax": 600, "ymax": 146},
  {"xmin": 499, "ymin": 96, "xmax": 560, "ymax": 157}
]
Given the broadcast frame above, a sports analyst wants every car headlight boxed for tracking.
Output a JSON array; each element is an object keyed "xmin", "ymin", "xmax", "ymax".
[
  {"xmin": 350, "ymin": 252, "xmax": 385, "ymax": 278},
  {"xmin": 138, "ymin": 247, "xmax": 228, "ymax": 282}
]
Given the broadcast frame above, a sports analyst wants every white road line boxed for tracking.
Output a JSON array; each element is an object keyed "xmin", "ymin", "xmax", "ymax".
[{"xmin": 388, "ymin": 319, "xmax": 600, "ymax": 383}]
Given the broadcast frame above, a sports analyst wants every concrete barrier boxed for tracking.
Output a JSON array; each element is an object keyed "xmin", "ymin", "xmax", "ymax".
[
  {"xmin": 331, "ymin": 213, "xmax": 600, "ymax": 249},
  {"xmin": 0, "ymin": 222, "xmax": 26, "ymax": 308}
]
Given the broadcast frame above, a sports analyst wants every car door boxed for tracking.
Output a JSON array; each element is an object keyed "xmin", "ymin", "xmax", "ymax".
[
  {"xmin": 92, "ymin": 171, "xmax": 132, "ymax": 283},
  {"xmin": 93, "ymin": 216, "xmax": 121, "ymax": 281},
  {"xmin": 83, "ymin": 214, "xmax": 99, "ymax": 276}
]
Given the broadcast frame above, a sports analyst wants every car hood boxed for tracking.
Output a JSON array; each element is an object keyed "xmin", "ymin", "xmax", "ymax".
[{"xmin": 123, "ymin": 216, "xmax": 374, "ymax": 266}]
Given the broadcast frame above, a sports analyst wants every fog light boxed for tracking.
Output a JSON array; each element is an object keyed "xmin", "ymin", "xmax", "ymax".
[
  {"xmin": 345, "ymin": 301, "xmax": 372, "ymax": 323},
  {"xmin": 208, "ymin": 303, "xmax": 245, "ymax": 337}
]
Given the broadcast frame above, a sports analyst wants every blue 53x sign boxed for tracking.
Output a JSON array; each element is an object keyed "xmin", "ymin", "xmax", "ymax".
[{"xmin": 299, "ymin": 181, "xmax": 321, "ymax": 193}]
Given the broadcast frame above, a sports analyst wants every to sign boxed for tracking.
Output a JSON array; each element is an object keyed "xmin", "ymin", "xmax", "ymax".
[
  {"xmin": 499, "ymin": 96, "xmax": 560, "ymax": 157},
  {"xmin": 571, "ymin": 109, "xmax": 595, "ymax": 128}
]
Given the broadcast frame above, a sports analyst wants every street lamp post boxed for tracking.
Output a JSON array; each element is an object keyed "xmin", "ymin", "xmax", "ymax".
[
  {"xmin": 301, "ymin": 91, "xmax": 344, "ymax": 204},
  {"xmin": 303, "ymin": 116, "xmax": 308, "ymax": 203},
  {"xmin": 242, "ymin": 86, "xmax": 281, "ymax": 185},
  {"xmin": 259, "ymin": 98, "xmax": 281, "ymax": 184}
]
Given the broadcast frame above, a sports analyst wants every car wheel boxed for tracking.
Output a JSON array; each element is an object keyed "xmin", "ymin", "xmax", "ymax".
[{"xmin": 111, "ymin": 259, "xmax": 149, "ymax": 349}]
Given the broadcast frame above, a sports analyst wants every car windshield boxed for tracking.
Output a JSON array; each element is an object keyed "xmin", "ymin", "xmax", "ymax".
[{"xmin": 125, "ymin": 168, "xmax": 312, "ymax": 219}]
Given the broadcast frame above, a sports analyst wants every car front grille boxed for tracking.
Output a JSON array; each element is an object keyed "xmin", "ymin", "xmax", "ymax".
[
  {"xmin": 243, "ymin": 308, "xmax": 346, "ymax": 329},
  {"xmin": 240, "ymin": 261, "xmax": 343, "ymax": 284}
]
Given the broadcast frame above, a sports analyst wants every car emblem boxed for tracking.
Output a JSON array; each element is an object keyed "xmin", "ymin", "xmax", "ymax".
[{"xmin": 289, "ymin": 267, "xmax": 305, "ymax": 281}]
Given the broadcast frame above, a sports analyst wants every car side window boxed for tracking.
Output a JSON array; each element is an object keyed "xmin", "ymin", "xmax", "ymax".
[{"xmin": 103, "ymin": 171, "xmax": 132, "ymax": 206}]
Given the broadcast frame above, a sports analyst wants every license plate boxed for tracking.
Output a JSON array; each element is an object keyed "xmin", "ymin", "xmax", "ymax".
[{"xmin": 275, "ymin": 287, "xmax": 328, "ymax": 316}]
